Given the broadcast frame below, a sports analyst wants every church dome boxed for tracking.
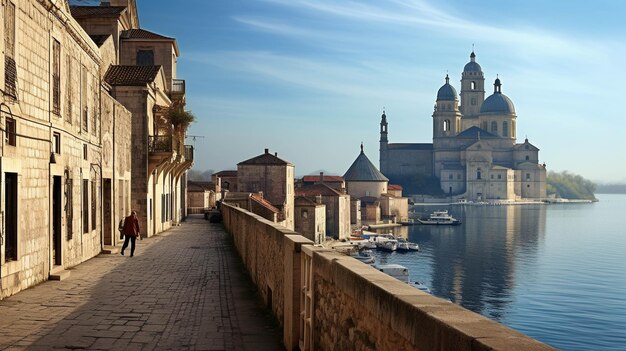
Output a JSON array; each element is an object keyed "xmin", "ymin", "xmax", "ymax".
[
  {"xmin": 436, "ymin": 74, "xmax": 457, "ymax": 101},
  {"xmin": 463, "ymin": 51, "xmax": 482, "ymax": 72},
  {"xmin": 480, "ymin": 78, "xmax": 515, "ymax": 114}
]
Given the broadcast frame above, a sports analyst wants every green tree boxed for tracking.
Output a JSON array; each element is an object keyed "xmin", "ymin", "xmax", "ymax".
[{"xmin": 546, "ymin": 171, "xmax": 596, "ymax": 200}]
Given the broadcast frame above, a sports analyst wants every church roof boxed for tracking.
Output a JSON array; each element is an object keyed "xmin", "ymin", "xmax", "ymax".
[
  {"xmin": 387, "ymin": 143, "xmax": 433, "ymax": 150},
  {"xmin": 515, "ymin": 139, "xmax": 540, "ymax": 151},
  {"xmin": 213, "ymin": 170, "xmax": 237, "ymax": 177},
  {"xmin": 238, "ymin": 149, "xmax": 293, "ymax": 166},
  {"xmin": 464, "ymin": 51, "xmax": 482, "ymax": 72},
  {"xmin": 436, "ymin": 74, "xmax": 457, "ymax": 101},
  {"xmin": 456, "ymin": 126, "xmax": 498, "ymax": 139},
  {"xmin": 480, "ymin": 78, "xmax": 516, "ymax": 115},
  {"xmin": 343, "ymin": 146, "xmax": 388, "ymax": 182},
  {"xmin": 104, "ymin": 65, "xmax": 162, "ymax": 86}
]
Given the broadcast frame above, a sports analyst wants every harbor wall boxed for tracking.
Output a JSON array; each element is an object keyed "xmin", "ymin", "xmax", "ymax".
[{"xmin": 221, "ymin": 203, "xmax": 556, "ymax": 351}]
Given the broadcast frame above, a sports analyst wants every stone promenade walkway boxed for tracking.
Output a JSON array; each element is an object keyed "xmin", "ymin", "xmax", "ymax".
[{"xmin": 0, "ymin": 216, "xmax": 284, "ymax": 351}]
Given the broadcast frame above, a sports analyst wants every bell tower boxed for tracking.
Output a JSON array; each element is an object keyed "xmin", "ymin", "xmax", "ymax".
[
  {"xmin": 379, "ymin": 110, "xmax": 389, "ymax": 174},
  {"xmin": 460, "ymin": 50, "xmax": 485, "ymax": 120}
]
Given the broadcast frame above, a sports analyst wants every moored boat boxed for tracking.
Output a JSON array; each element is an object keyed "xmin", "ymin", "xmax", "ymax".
[
  {"xmin": 417, "ymin": 210, "xmax": 461, "ymax": 225},
  {"xmin": 396, "ymin": 237, "xmax": 420, "ymax": 251},
  {"xmin": 374, "ymin": 264, "xmax": 432, "ymax": 294}
]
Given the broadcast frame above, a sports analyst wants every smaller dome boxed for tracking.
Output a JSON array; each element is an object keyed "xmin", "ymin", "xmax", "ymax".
[
  {"xmin": 480, "ymin": 93, "xmax": 515, "ymax": 114},
  {"xmin": 464, "ymin": 61, "xmax": 482, "ymax": 72},
  {"xmin": 436, "ymin": 74, "xmax": 457, "ymax": 101},
  {"xmin": 464, "ymin": 51, "xmax": 482, "ymax": 72}
]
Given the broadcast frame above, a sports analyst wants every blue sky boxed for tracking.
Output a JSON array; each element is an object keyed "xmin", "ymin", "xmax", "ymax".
[{"xmin": 137, "ymin": 0, "xmax": 626, "ymax": 183}]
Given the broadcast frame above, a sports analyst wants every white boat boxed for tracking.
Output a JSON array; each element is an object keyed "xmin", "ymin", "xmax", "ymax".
[
  {"xmin": 370, "ymin": 233, "xmax": 398, "ymax": 252},
  {"xmin": 417, "ymin": 210, "xmax": 461, "ymax": 225},
  {"xmin": 374, "ymin": 264, "xmax": 432, "ymax": 294},
  {"xmin": 396, "ymin": 237, "xmax": 419, "ymax": 251}
]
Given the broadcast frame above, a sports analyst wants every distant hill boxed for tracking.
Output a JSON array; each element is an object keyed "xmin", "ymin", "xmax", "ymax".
[
  {"xmin": 547, "ymin": 171, "xmax": 597, "ymax": 200},
  {"xmin": 595, "ymin": 183, "xmax": 626, "ymax": 194}
]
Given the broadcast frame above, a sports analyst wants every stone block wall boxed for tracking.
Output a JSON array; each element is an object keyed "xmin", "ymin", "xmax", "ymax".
[{"xmin": 221, "ymin": 202, "xmax": 556, "ymax": 351}]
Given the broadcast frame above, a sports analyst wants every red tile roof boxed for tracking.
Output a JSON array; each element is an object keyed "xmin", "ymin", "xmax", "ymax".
[
  {"xmin": 250, "ymin": 194, "xmax": 281, "ymax": 213},
  {"xmin": 388, "ymin": 184, "xmax": 403, "ymax": 190},
  {"xmin": 302, "ymin": 175, "xmax": 344, "ymax": 183},
  {"xmin": 121, "ymin": 29, "xmax": 174, "ymax": 41},
  {"xmin": 296, "ymin": 184, "xmax": 343, "ymax": 197},
  {"xmin": 104, "ymin": 65, "xmax": 161, "ymax": 86},
  {"xmin": 70, "ymin": 6, "xmax": 126, "ymax": 18}
]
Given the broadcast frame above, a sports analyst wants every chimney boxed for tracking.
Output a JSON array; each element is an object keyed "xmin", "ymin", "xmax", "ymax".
[
  {"xmin": 275, "ymin": 152, "xmax": 277, "ymax": 156},
  {"xmin": 316, "ymin": 194, "xmax": 323, "ymax": 204},
  {"xmin": 320, "ymin": 172, "xmax": 324, "ymax": 183},
  {"xmin": 264, "ymin": 148, "xmax": 269, "ymax": 154}
]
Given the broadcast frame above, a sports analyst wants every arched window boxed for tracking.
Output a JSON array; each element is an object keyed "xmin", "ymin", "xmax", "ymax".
[
  {"xmin": 491, "ymin": 121, "xmax": 497, "ymax": 133},
  {"xmin": 471, "ymin": 81, "xmax": 476, "ymax": 90},
  {"xmin": 443, "ymin": 119, "xmax": 450, "ymax": 132},
  {"xmin": 503, "ymin": 121, "xmax": 509, "ymax": 137},
  {"xmin": 525, "ymin": 155, "xmax": 530, "ymax": 160},
  {"xmin": 477, "ymin": 168, "xmax": 482, "ymax": 180}
]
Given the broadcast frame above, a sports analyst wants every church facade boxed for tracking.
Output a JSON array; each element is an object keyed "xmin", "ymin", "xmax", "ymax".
[{"xmin": 379, "ymin": 52, "xmax": 546, "ymax": 201}]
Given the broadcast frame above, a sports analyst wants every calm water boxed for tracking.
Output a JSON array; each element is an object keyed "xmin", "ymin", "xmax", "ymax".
[{"xmin": 373, "ymin": 194, "xmax": 626, "ymax": 351}]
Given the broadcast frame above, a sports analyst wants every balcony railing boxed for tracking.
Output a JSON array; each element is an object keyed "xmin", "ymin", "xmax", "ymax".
[
  {"xmin": 149, "ymin": 135, "xmax": 172, "ymax": 153},
  {"xmin": 184, "ymin": 145, "xmax": 194, "ymax": 161},
  {"xmin": 172, "ymin": 79, "xmax": 185, "ymax": 95}
]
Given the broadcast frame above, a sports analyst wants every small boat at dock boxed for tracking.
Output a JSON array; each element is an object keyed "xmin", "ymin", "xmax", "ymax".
[{"xmin": 417, "ymin": 210, "xmax": 461, "ymax": 225}]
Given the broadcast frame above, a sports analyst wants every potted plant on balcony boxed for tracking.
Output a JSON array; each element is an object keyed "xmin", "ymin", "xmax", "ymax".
[{"xmin": 167, "ymin": 108, "xmax": 195, "ymax": 130}]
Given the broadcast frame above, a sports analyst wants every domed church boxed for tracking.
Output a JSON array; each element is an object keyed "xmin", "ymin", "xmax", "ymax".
[{"xmin": 379, "ymin": 52, "xmax": 547, "ymax": 201}]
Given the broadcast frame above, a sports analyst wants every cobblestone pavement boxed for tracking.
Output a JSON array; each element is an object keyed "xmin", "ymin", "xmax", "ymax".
[{"xmin": 0, "ymin": 216, "xmax": 284, "ymax": 351}]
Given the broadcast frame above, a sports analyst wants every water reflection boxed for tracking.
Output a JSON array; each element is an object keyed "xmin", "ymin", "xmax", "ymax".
[{"xmin": 378, "ymin": 204, "xmax": 547, "ymax": 321}]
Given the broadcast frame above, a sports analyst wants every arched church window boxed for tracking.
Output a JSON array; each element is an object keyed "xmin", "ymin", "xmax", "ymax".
[
  {"xmin": 477, "ymin": 168, "xmax": 482, "ymax": 180},
  {"xmin": 491, "ymin": 121, "xmax": 497, "ymax": 133},
  {"xmin": 471, "ymin": 81, "xmax": 476, "ymax": 90},
  {"xmin": 443, "ymin": 119, "xmax": 450, "ymax": 132},
  {"xmin": 525, "ymin": 155, "xmax": 529, "ymax": 161},
  {"xmin": 503, "ymin": 121, "xmax": 509, "ymax": 137}
]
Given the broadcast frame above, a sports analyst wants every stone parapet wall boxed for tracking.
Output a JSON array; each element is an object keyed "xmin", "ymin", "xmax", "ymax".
[{"xmin": 221, "ymin": 203, "xmax": 556, "ymax": 351}]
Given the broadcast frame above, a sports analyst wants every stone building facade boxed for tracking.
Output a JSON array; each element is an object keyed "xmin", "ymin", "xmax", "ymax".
[
  {"xmin": 294, "ymin": 196, "xmax": 326, "ymax": 244},
  {"xmin": 380, "ymin": 52, "xmax": 547, "ymax": 201},
  {"xmin": 237, "ymin": 149, "xmax": 295, "ymax": 230},
  {"xmin": 0, "ymin": 0, "xmax": 191, "ymax": 300},
  {"xmin": 295, "ymin": 183, "xmax": 351, "ymax": 240}
]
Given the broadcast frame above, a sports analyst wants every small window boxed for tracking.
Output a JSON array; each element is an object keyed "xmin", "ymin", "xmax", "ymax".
[
  {"xmin": 136, "ymin": 50, "xmax": 155, "ymax": 66},
  {"xmin": 83, "ymin": 144, "xmax": 88, "ymax": 160},
  {"xmin": 471, "ymin": 97, "xmax": 476, "ymax": 106},
  {"xmin": 449, "ymin": 174, "xmax": 453, "ymax": 180},
  {"xmin": 498, "ymin": 174, "xmax": 502, "ymax": 179},
  {"xmin": 491, "ymin": 121, "xmax": 498, "ymax": 133},
  {"xmin": 490, "ymin": 174, "xmax": 494, "ymax": 179},
  {"xmin": 53, "ymin": 132, "xmax": 61, "ymax": 154},
  {"xmin": 52, "ymin": 39, "xmax": 61, "ymax": 115},
  {"xmin": 443, "ymin": 119, "xmax": 451, "ymax": 132},
  {"xmin": 83, "ymin": 180, "xmax": 89, "ymax": 234},
  {"xmin": 525, "ymin": 155, "xmax": 529, "ymax": 161},
  {"xmin": 5, "ymin": 117, "xmax": 16, "ymax": 146},
  {"xmin": 302, "ymin": 209, "xmax": 308, "ymax": 219},
  {"xmin": 471, "ymin": 81, "xmax": 476, "ymax": 90},
  {"xmin": 457, "ymin": 174, "xmax": 461, "ymax": 180},
  {"xmin": 526, "ymin": 173, "xmax": 531, "ymax": 180},
  {"xmin": 503, "ymin": 121, "xmax": 509, "ymax": 137},
  {"xmin": 525, "ymin": 144, "xmax": 529, "ymax": 150},
  {"xmin": 91, "ymin": 180, "xmax": 97, "ymax": 230}
]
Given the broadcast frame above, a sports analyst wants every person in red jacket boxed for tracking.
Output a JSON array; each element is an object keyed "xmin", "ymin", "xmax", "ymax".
[{"xmin": 121, "ymin": 211, "xmax": 141, "ymax": 257}]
